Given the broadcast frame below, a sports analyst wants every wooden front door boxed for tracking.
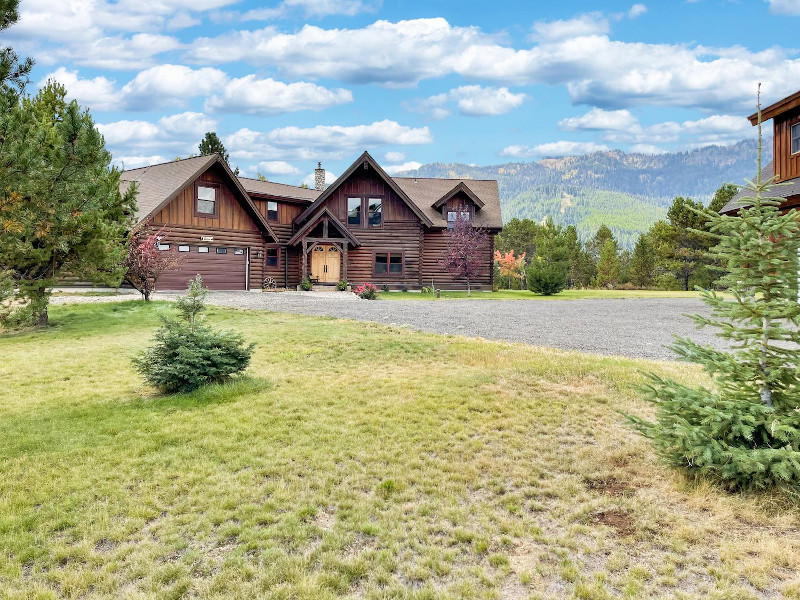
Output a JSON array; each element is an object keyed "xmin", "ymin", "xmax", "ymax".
[{"xmin": 311, "ymin": 244, "xmax": 341, "ymax": 283}]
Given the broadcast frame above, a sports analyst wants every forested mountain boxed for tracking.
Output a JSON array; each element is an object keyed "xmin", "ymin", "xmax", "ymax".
[{"xmin": 400, "ymin": 139, "xmax": 760, "ymax": 248}]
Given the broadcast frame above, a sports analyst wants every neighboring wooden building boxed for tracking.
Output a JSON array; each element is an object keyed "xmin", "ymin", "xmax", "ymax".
[
  {"xmin": 721, "ymin": 90, "xmax": 800, "ymax": 214},
  {"xmin": 122, "ymin": 151, "xmax": 502, "ymax": 291}
]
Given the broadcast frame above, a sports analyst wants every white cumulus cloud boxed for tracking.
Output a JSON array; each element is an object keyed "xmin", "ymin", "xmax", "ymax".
[
  {"xmin": 407, "ymin": 85, "xmax": 526, "ymax": 119},
  {"xmin": 204, "ymin": 75, "xmax": 353, "ymax": 115}
]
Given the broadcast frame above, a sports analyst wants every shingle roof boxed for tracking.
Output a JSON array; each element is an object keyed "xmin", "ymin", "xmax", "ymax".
[
  {"xmin": 120, "ymin": 155, "xmax": 217, "ymax": 223},
  {"xmin": 393, "ymin": 177, "xmax": 503, "ymax": 229},
  {"xmin": 238, "ymin": 177, "xmax": 321, "ymax": 202},
  {"xmin": 720, "ymin": 161, "xmax": 800, "ymax": 214}
]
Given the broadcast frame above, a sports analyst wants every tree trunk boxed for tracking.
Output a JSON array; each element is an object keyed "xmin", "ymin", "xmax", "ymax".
[
  {"xmin": 467, "ymin": 280, "xmax": 471, "ymax": 297},
  {"xmin": 31, "ymin": 287, "xmax": 49, "ymax": 326},
  {"xmin": 683, "ymin": 274, "xmax": 690, "ymax": 291}
]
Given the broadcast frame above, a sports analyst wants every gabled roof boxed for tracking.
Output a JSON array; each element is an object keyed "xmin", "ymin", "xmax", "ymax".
[
  {"xmin": 295, "ymin": 151, "xmax": 434, "ymax": 227},
  {"xmin": 748, "ymin": 90, "xmax": 800, "ymax": 125},
  {"xmin": 430, "ymin": 181, "xmax": 485, "ymax": 210},
  {"xmin": 287, "ymin": 207, "xmax": 361, "ymax": 246},
  {"xmin": 120, "ymin": 154, "xmax": 278, "ymax": 241},
  {"xmin": 238, "ymin": 177, "xmax": 320, "ymax": 203},
  {"xmin": 393, "ymin": 177, "xmax": 503, "ymax": 229},
  {"xmin": 720, "ymin": 161, "xmax": 800, "ymax": 214}
]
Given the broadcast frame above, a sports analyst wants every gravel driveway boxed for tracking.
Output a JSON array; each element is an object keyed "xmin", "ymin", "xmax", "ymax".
[{"xmin": 90, "ymin": 291, "xmax": 724, "ymax": 361}]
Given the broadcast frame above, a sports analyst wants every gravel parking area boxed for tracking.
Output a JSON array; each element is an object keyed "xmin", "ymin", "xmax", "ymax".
[{"xmin": 57, "ymin": 290, "xmax": 726, "ymax": 361}]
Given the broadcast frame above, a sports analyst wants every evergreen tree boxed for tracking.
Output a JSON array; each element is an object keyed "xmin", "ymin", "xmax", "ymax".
[
  {"xmin": 526, "ymin": 219, "xmax": 571, "ymax": 295},
  {"xmin": 0, "ymin": 81, "xmax": 136, "ymax": 327},
  {"xmin": 1, "ymin": 0, "xmax": 33, "ymax": 94},
  {"xmin": 650, "ymin": 197, "xmax": 711, "ymax": 290},
  {"xmin": 198, "ymin": 131, "xmax": 238, "ymax": 175},
  {"xmin": 708, "ymin": 182, "xmax": 738, "ymax": 214},
  {"xmin": 628, "ymin": 98, "xmax": 800, "ymax": 490},
  {"xmin": 595, "ymin": 238, "xmax": 621, "ymax": 287},
  {"xmin": 628, "ymin": 234, "xmax": 655, "ymax": 288},
  {"xmin": 586, "ymin": 224, "xmax": 614, "ymax": 263},
  {"xmin": 495, "ymin": 218, "xmax": 539, "ymax": 259}
]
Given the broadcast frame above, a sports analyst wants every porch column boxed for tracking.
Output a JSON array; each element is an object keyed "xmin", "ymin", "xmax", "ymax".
[
  {"xmin": 342, "ymin": 243, "xmax": 348, "ymax": 282},
  {"xmin": 302, "ymin": 239, "xmax": 308, "ymax": 281}
]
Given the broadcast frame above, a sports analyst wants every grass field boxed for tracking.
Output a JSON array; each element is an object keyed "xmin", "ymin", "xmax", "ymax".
[
  {"xmin": 379, "ymin": 289, "xmax": 704, "ymax": 301},
  {"xmin": 1, "ymin": 302, "xmax": 798, "ymax": 599}
]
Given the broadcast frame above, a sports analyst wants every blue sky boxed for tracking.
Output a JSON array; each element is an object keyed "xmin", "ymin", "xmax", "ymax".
[{"xmin": 6, "ymin": 0, "xmax": 799, "ymax": 184}]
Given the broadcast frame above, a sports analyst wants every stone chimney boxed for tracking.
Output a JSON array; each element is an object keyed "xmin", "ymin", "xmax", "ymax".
[{"xmin": 314, "ymin": 162, "xmax": 326, "ymax": 191}]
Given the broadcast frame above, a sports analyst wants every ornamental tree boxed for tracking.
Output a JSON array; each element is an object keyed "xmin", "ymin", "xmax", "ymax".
[
  {"xmin": 628, "ymin": 95, "xmax": 800, "ymax": 490},
  {"xmin": 0, "ymin": 81, "xmax": 136, "ymax": 327},
  {"xmin": 123, "ymin": 228, "xmax": 183, "ymax": 300},
  {"xmin": 440, "ymin": 216, "xmax": 489, "ymax": 296},
  {"xmin": 494, "ymin": 249, "xmax": 526, "ymax": 289}
]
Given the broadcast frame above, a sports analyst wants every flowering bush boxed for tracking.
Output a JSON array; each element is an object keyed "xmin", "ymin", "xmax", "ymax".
[
  {"xmin": 337, "ymin": 279, "xmax": 348, "ymax": 291},
  {"xmin": 353, "ymin": 282, "xmax": 378, "ymax": 300}
]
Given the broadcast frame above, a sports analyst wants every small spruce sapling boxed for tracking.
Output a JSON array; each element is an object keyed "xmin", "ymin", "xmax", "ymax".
[
  {"xmin": 133, "ymin": 275, "xmax": 254, "ymax": 393},
  {"xmin": 627, "ymin": 89, "xmax": 800, "ymax": 490}
]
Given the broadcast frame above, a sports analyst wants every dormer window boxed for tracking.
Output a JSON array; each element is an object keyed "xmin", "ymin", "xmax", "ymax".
[
  {"xmin": 447, "ymin": 210, "xmax": 471, "ymax": 230},
  {"xmin": 792, "ymin": 123, "xmax": 800, "ymax": 155}
]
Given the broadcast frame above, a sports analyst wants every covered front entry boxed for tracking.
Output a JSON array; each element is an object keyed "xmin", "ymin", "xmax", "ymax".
[
  {"xmin": 311, "ymin": 244, "xmax": 341, "ymax": 283},
  {"xmin": 287, "ymin": 208, "xmax": 361, "ymax": 284}
]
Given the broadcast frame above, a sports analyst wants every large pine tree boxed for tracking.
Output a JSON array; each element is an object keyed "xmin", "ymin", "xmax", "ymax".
[
  {"xmin": 0, "ymin": 82, "xmax": 136, "ymax": 326},
  {"xmin": 628, "ymin": 95, "xmax": 800, "ymax": 490}
]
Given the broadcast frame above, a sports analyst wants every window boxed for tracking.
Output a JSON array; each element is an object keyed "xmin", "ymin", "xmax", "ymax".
[
  {"xmin": 197, "ymin": 185, "xmax": 217, "ymax": 215},
  {"xmin": 234, "ymin": 248, "xmax": 244, "ymax": 255},
  {"xmin": 198, "ymin": 246, "xmax": 209, "ymax": 253},
  {"xmin": 347, "ymin": 197, "xmax": 361, "ymax": 226},
  {"xmin": 266, "ymin": 248, "xmax": 279, "ymax": 267},
  {"xmin": 157, "ymin": 243, "xmax": 170, "ymax": 251},
  {"xmin": 368, "ymin": 198, "xmax": 382, "ymax": 227},
  {"xmin": 793, "ymin": 123, "xmax": 800, "ymax": 155},
  {"xmin": 447, "ymin": 210, "xmax": 471, "ymax": 230},
  {"xmin": 267, "ymin": 201, "xmax": 278, "ymax": 221},
  {"xmin": 375, "ymin": 252, "xmax": 403, "ymax": 276},
  {"xmin": 178, "ymin": 245, "xmax": 190, "ymax": 252},
  {"xmin": 216, "ymin": 247, "xmax": 227, "ymax": 254}
]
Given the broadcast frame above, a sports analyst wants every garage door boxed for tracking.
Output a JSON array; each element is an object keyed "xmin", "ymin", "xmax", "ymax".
[{"xmin": 158, "ymin": 246, "xmax": 248, "ymax": 291}]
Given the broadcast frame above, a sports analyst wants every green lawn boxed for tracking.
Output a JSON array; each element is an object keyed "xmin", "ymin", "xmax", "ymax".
[
  {"xmin": 1, "ymin": 302, "xmax": 797, "ymax": 599},
  {"xmin": 379, "ymin": 289, "xmax": 705, "ymax": 301}
]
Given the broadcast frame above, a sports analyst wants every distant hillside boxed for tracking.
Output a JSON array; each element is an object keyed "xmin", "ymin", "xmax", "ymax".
[{"xmin": 400, "ymin": 139, "xmax": 760, "ymax": 247}]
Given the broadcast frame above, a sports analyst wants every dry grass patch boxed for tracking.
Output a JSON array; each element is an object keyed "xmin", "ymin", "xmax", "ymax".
[{"xmin": 0, "ymin": 301, "xmax": 798, "ymax": 599}]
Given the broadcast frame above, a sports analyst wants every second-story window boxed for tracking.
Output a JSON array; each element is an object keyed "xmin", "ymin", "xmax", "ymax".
[
  {"xmin": 267, "ymin": 201, "xmax": 278, "ymax": 221},
  {"xmin": 368, "ymin": 198, "xmax": 382, "ymax": 227},
  {"xmin": 197, "ymin": 185, "xmax": 217, "ymax": 215},
  {"xmin": 347, "ymin": 197, "xmax": 361, "ymax": 226},
  {"xmin": 792, "ymin": 123, "xmax": 800, "ymax": 155}
]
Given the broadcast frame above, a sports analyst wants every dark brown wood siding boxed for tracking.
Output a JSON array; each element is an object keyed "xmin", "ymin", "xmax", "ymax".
[
  {"xmin": 151, "ymin": 164, "xmax": 259, "ymax": 231},
  {"xmin": 773, "ymin": 108, "xmax": 800, "ymax": 182},
  {"xmin": 420, "ymin": 229, "xmax": 496, "ymax": 289}
]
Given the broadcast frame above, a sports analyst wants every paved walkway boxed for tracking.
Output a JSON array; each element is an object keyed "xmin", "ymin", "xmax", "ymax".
[{"xmin": 53, "ymin": 291, "xmax": 723, "ymax": 361}]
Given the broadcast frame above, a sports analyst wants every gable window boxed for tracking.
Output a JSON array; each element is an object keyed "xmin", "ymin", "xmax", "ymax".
[
  {"xmin": 196, "ymin": 185, "xmax": 217, "ymax": 215},
  {"xmin": 792, "ymin": 123, "xmax": 800, "ymax": 155},
  {"xmin": 374, "ymin": 252, "xmax": 403, "ymax": 276},
  {"xmin": 368, "ymin": 198, "xmax": 382, "ymax": 227},
  {"xmin": 266, "ymin": 247, "xmax": 279, "ymax": 267},
  {"xmin": 347, "ymin": 197, "xmax": 361, "ymax": 226},
  {"xmin": 447, "ymin": 210, "xmax": 471, "ymax": 230},
  {"xmin": 267, "ymin": 201, "xmax": 278, "ymax": 221}
]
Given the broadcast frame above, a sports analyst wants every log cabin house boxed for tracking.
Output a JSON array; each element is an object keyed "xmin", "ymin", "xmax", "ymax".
[
  {"xmin": 121, "ymin": 151, "xmax": 502, "ymax": 291},
  {"xmin": 721, "ymin": 89, "xmax": 800, "ymax": 215}
]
